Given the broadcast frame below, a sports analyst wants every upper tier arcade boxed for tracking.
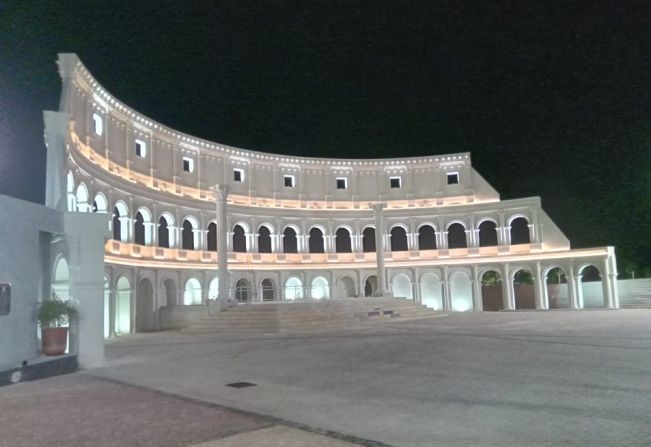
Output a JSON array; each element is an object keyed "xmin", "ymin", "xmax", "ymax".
[{"xmin": 56, "ymin": 53, "xmax": 500, "ymax": 209}]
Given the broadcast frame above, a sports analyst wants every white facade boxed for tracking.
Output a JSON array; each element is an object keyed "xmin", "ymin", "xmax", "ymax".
[{"xmin": 47, "ymin": 54, "xmax": 619, "ymax": 335}]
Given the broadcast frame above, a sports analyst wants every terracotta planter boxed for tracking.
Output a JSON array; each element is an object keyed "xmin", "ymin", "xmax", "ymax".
[{"xmin": 42, "ymin": 327, "xmax": 68, "ymax": 356}]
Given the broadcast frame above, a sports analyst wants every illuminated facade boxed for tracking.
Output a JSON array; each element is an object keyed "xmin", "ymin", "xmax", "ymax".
[{"xmin": 45, "ymin": 54, "xmax": 619, "ymax": 336}]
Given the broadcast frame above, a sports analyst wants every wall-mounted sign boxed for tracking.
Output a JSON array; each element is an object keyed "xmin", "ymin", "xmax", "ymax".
[{"xmin": 0, "ymin": 283, "xmax": 10, "ymax": 315}]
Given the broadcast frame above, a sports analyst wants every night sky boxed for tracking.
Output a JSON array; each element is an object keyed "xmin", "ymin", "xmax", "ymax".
[{"xmin": 1, "ymin": 1, "xmax": 649, "ymax": 274}]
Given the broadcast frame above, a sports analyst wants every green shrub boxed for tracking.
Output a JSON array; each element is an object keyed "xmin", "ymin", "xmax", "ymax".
[{"xmin": 37, "ymin": 295, "xmax": 77, "ymax": 328}]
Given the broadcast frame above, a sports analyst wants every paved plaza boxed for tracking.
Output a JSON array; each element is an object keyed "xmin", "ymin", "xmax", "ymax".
[{"xmin": 4, "ymin": 309, "xmax": 651, "ymax": 446}]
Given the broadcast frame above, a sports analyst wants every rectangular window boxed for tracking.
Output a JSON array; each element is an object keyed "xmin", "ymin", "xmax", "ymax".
[
  {"xmin": 336, "ymin": 177, "xmax": 347, "ymax": 190},
  {"xmin": 233, "ymin": 169, "xmax": 244, "ymax": 182},
  {"xmin": 182, "ymin": 156, "xmax": 194, "ymax": 173},
  {"xmin": 447, "ymin": 172, "xmax": 459, "ymax": 185},
  {"xmin": 92, "ymin": 113, "xmax": 103, "ymax": 136},
  {"xmin": 135, "ymin": 139, "xmax": 146, "ymax": 158},
  {"xmin": 390, "ymin": 176, "xmax": 401, "ymax": 189},
  {"xmin": 284, "ymin": 175, "xmax": 295, "ymax": 188}
]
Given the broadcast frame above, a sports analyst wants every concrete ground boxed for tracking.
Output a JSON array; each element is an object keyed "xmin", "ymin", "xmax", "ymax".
[{"xmin": 5, "ymin": 310, "xmax": 651, "ymax": 446}]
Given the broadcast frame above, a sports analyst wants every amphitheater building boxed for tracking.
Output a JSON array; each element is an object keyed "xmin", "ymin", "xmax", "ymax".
[{"xmin": 45, "ymin": 54, "xmax": 619, "ymax": 336}]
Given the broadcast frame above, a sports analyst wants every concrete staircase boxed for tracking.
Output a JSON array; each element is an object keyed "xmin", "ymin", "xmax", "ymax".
[
  {"xmin": 619, "ymin": 280, "xmax": 651, "ymax": 308},
  {"xmin": 183, "ymin": 298, "xmax": 443, "ymax": 334}
]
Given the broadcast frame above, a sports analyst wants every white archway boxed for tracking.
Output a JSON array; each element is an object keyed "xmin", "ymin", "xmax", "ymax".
[
  {"xmin": 183, "ymin": 278, "xmax": 202, "ymax": 305},
  {"xmin": 391, "ymin": 273, "xmax": 413, "ymax": 300},
  {"xmin": 52, "ymin": 256, "xmax": 70, "ymax": 301},
  {"xmin": 116, "ymin": 277, "xmax": 131, "ymax": 335},
  {"xmin": 208, "ymin": 277, "xmax": 219, "ymax": 301},
  {"xmin": 285, "ymin": 276, "xmax": 303, "ymax": 300},
  {"xmin": 75, "ymin": 183, "xmax": 91, "ymax": 212},
  {"xmin": 311, "ymin": 276, "xmax": 330, "ymax": 299},
  {"xmin": 420, "ymin": 273, "xmax": 442, "ymax": 310},
  {"xmin": 450, "ymin": 271, "xmax": 473, "ymax": 311}
]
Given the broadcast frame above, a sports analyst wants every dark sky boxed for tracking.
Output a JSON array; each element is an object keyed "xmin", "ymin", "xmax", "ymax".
[{"xmin": 1, "ymin": 1, "xmax": 650, "ymax": 273}]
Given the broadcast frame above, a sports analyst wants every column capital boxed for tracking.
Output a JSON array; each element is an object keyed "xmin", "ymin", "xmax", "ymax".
[
  {"xmin": 371, "ymin": 202, "xmax": 386, "ymax": 213},
  {"xmin": 212, "ymin": 184, "xmax": 229, "ymax": 201}
]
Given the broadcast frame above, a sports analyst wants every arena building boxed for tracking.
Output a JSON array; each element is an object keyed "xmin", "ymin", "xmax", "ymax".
[{"xmin": 45, "ymin": 54, "xmax": 619, "ymax": 337}]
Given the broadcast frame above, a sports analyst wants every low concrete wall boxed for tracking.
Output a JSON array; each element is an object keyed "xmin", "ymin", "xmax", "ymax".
[{"xmin": 159, "ymin": 305, "xmax": 208, "ymax": 330}]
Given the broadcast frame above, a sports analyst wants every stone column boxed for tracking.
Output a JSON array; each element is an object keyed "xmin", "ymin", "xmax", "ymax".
[
  {"xmin": 568, "ymin": 268, "xmax": 580, "ymax": 309},
  {"xmin": 215, "ymin": 185, "xmax": 231, "ymax": 311},
  {"xmin": 534, "ymin": 262, "xmax": 547, "ymax": 310},
  {"xmin": 472, "ymin": 265, "xmax": 483, "ymax": 311},
  {"xmin": 502, "ymin": 263, "xmax": 515, "ymax": 310},
  {"xmin": 372, "ymin": 203, "xmax": 387, "ymax": 296}
]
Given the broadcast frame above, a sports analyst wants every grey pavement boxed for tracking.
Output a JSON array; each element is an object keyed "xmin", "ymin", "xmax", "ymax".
[{"xmin": 90, "ymin": 310, "xmax": 651, "ymax": 447}]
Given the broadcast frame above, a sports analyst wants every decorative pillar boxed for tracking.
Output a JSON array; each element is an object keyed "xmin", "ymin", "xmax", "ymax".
[
  {"xmin": 568, "ymin": 268, "xmax": 579, "ymax": 309},
  {"xmin": 118, "ymin": 217, "xmax": 131, "ymax": 243},
  {"xmin": 215, "ymin": 185, "xmax": 231, "ymax": 311},
  {"xmin": 442, "ymin": 266, "xmax": 451, "ymax": 311},
  {"xmin": 372, "ymin": 203, "xmax": 388, "ymax": 295},
  {"xmin": 534, "ymin": 262, "xmax": 547, "ymax": 310},
  {"xmin": 502, "ymin": 263, "xmax": 515, "ymax": 310},
  {"xmin": 472, "ymin": 265, "xmax": 483, "ymax": 311}
]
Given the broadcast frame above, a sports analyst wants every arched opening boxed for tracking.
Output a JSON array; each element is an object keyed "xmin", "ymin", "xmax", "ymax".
[
  {"xmin": 450, "ymin": 271, "xmax": 473, "ymax": 311},
  {"xmin": 208, "ymin": 278, "xmax": 219, "ymax": 301},
  {"xmin": 163, "ymin": 279, "xmax": 177, "ymax": 306},
  {"xmin": 258, "ymin": 226, "xmax": 272, "ymax": 253},
  {"xmin": 235, "ymin": 278, "xmax": 252, "ymax": 302},
  {"xmin": 66, "ymin": 171, "xmax": 76, "ymax": 211},
  {"xmin": 284, "ymin": 277, "xmax": 303, "ymax": 300},
  {"xmin": 545, "ymin": 267, "xmax": 570, "ymax": 309},
  {"xmin": 136, "ymin": 278, "xmax": 155, "ymax": 332},
  {"xmin": 447, "ymin": 223, "xmax": 467, "ymax": 249},
  {"xmin": 158, "ymin": 215, "xmax": 173, "ymax": 248},
  {"xmin": 182, "ymin": 219, "xmax": 195, "ymax": 250},
  {"xmin": 364, "ymin": 275, "xmax": 378, "ymax": 297},
  {"xmin": 481, "ymin": 271, "xmax": 503, "ymax": 311},
  {"xmin": 112, "ymin": 202, "xmax": 129, "ymax": 242},
  {"xmin": 183, "ymin": 278, "xmax": 202, "ymax": 305},
  {"xmin": 510, "ymin": 217, "xmax": 531, "ymax": 245},
  {"xmin": 51, "ymin": 256, "xmax": 70, "ymax": 301},
  {"xmin": 391, "ymin": 274, "xmax": 413, "ymax": 300},
  {"xmin": 337, "ymin": 276, "xmax": 356, "ymax": 298},
  {"xmin": 134, "ymin": 212, "xmax": 145, "ymax": 245},
  {"xmin": 232, "ymin": 225, "xmax": 247, "ymax": 253},
  {"xmin": 261, "ymin": 278, "xmax": 275, "ymax": 301},
  {"xmin": 362, "ymin": 227, "xmax": 376, "ymax": 252},
  {"xmin": 103, "ymin": 276, "xmax": 110, "ymax": 338},
  {"xmin": 478, "ymin": 221, "xmax": 498, "ymax": 247},
  {"xmin": 420, "ymin": 273, "xmax": 442, "ymax": 310},
  {"xmin": 75, "ymin": 183, "xmax": 90, "ymax": 212},
  {"xmin": 418, "ymin": 225, "xmax": 437, "ymax": 250},
  {"xmin": 112, "ymin": 207, "xmax": 122, "ymax": 241},
  {"xmin": 390, "ymin": 226, "xmax": 408, "ymax": 252},
  {"xmin": 310, "ymin": 276, "xmax": 330, "ymax": 299},
  {"xmin": 308, "ymin": 227, "xmax": 325, "ymax": 253},
  {"xmin": 207, "ymin": 223, "xmax": 217, "ymax": 251},
  {"xmin": 116, "ymin": 277, "xmax": 131, "ymax": 335},
  {"xmin": 93, "ymin": 193, "xmax": 108, "ymax": 213},
  {"xmin": 335, "ymin": 227, "xmax": 352, "ymax": 253},
  {"xmin": 283, "ymin": 227, "xmax": 298, "ymax": 253},
  {"xmin": 513, "ymin": 269, "xmax": 535, "ymax": 309},
  {"xmin": 580, "ymin": 265, "xmax": 605, "ymax": 308}
]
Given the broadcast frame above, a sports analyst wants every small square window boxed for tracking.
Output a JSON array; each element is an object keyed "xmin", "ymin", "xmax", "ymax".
[
  {"xmin": 92, "ymin": 113, "xmax": 103, "ymax": 136},
  {"xmin": 284, "ymin": 175, "xmax": 295, "ymax": 188},
  {"xmin": 233, "ymin": 169, "xmax": 244, "ymax": 182},
  {"xmin": 390, "ymin": 177, "xmax": 401, "ymax": 189},
  {"xmin": 183, "ymin": 157, "xmax": 194, "ymax": 173},
  {"xmin": 447, "ymin": 172, "xmax": 459, "ymax": 185},
  {"xmin": 135, "ymin": 139, "xmax": 146, "ymax": 158},
  {"xmin": 336, "ymin": 177, "xmax": 347, "ymax": 190}
]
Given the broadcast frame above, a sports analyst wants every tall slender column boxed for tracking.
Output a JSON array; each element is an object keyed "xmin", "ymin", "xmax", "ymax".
[
  {"xmin": 472, "ymin": 265, "xmax": 483, "ymax": 311},
  {"xmin": 372, "ymin": 203, "xmax": 387, "ymax": 295},
  {"xmin": 215, "ymin": 185, "xmax": 230, "ymax": 311}
]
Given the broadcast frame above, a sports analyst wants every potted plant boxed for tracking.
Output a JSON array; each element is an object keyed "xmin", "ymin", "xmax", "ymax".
[{"xmin": 37, "ymin": 294, "xmax": 77, "ymax": 356}]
